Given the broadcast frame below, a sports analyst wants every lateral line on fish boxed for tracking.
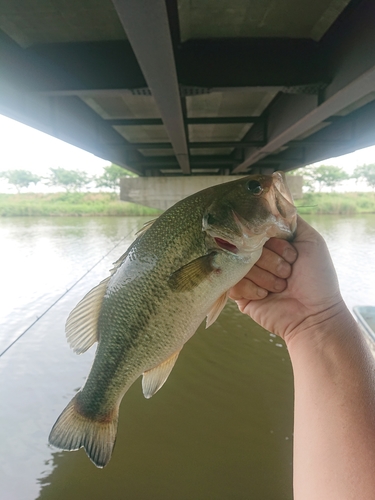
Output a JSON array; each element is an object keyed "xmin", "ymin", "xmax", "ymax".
[{"xmin": 0, "ymin": 226, "xmax": 138, "ymax": 359}]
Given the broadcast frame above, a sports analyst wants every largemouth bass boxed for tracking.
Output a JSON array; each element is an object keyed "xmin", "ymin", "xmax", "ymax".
[{"xmin": 49, "ymin": 172, "xmax": 297, "ymax": 468}]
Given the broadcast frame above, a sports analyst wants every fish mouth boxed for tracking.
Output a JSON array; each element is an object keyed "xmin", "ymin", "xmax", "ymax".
[
  {"xmin": 287, "ymin": 224, "xmax": 298, "ymax": 242},
  {"xmin": 214, "ymin": 237, "xmax": 238, "ymax": 254}
]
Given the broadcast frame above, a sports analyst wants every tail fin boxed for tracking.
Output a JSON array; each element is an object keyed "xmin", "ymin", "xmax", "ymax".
[{"xmin": 48, "ymin": 394, "xmax": 118, "ymax": 468}]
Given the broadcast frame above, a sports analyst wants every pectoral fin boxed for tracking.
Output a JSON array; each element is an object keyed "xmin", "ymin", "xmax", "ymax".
[
  {"xmin": 142, "ymin": 350, "xmax": 181, "ymax": 399},
  {"xmin": 206, "ymin": 291, "xmax": 229, "ymax": 328},
  {"xmin": 168, "ymin": 251, "xmax": 218, "ymax": 292}
]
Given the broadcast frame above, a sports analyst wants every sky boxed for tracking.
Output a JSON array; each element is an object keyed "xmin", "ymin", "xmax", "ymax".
[
  {"xmin": 0, "ymin": 114, "xmax": 110, "ymax": 193},
  {"xmin": 0, "ymin": 113, "xmax": 374, "ymax": 193}
]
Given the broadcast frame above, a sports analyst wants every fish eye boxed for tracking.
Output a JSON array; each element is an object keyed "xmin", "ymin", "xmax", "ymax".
[{"xmin": 247, "ymin": 180, "xmax": 263, "ymax": 195}]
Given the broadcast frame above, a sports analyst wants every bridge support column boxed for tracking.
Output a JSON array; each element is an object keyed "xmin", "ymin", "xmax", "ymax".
[{"xmin": 120, "ymin": 175, "xmax": 302, "ymax": 210}]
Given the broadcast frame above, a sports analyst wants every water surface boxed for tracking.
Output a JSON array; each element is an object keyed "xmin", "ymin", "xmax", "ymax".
[
  {"xmin": 0, "ymin": 214, "xmax": 374, "ymax": 499},
  {"xmin": 304, "ymin": 214, "xmax": 375, "ymax": 310}
]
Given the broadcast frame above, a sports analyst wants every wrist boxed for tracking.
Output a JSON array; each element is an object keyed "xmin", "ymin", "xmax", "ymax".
[
  {"xmin": 285, "ymin": 301, "xmax": 374, "ymax": 403},
  {"xmin": 285, "ymin": 300, "xmax": 359, "ymax": 352}
]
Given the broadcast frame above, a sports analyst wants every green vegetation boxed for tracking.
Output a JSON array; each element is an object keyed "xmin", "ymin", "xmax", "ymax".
[
  {"xmin": 0, "ymin": 193, "xmax": 161, "ymax": 217},
  {"xmin": 47, "ymin": 167, "xmax": 91, "ymax": 192},
  {"xmin": 289, "ymin": 164, "xmax": 350, "ymax": 192},
  {"xmin": 313, "ymin": 164, "xmax": 349, "ymax": 190},
  {"xmin": 1, "ymin": 191, "xmax": 374, "ymax": 217},
  {"xmin": 353, "ymin": 163, "xmax": 375, "ymax": 190},
  {"xmin": 0, "ymin": 164, "xmax": 135, "ymax": 194},
  {"xmin": 296, "ymin": 192, "xmax": 375, "ymax": 215},
  {"xmin": 95, "ymin": 164, "xmax": 136, "ymax": 191},
  {"xmin": 0, "ymin": 169, "xmax": 41, "ymax": 192},
  {"xmin": 1, "ymin": 163, "xmax": 374, "ymax": 217}
]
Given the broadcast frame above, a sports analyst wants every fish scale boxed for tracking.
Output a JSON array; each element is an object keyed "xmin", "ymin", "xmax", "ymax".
[{"xmin": 49, "ymin": 172, "xmax": 297, "ymax": 468}]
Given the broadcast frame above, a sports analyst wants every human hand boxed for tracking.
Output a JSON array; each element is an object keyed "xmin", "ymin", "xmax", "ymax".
[{"xmin": 229, "ymin": 216, "xmax": 345, "ymax": 343}]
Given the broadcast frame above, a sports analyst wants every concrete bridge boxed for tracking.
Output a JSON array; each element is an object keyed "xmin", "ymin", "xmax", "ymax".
[
  {"xmin": 120, "ymin": 175, "xmax": 303, "ymax": 210},
  {"xmin": 1, "ymin": 1, "xmax": 375, "ymax": 182}
]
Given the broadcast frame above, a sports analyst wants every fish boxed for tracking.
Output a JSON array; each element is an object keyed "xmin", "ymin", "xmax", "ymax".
[{"xmin": 48, "ymin": 171, "xmax": 297, "ymax": 468}]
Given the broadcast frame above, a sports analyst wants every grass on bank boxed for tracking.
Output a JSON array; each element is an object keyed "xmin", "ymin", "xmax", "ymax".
[
  {"xmin": 295, "ymin": 192, "xmax": 375, "ymax": 215},
  {"xmin": 0, "ymin": 191, "xmax": 374, "ymax": 217},
  {"xmin": 0, "ymin": 192, "xmax": 161, "ymax": 217}
]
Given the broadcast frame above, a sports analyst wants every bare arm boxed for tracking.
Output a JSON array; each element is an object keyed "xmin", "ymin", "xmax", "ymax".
[{"xmin": 230, "ymin": 216, "xmax": 375, "ymax": 500}]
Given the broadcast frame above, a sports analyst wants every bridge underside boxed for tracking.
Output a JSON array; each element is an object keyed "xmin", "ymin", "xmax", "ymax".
[{"xmin": 1, "ymin": 0, "xmax": 375, "ymax": 177}]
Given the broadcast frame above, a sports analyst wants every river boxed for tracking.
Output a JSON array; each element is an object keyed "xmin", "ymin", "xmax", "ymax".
[{"xmin": 0, "ymin": 214, "xmax": 374, "ymax": 500}]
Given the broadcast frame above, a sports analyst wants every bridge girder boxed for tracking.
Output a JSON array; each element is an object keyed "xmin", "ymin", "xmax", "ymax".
[{"xmin": 1, "ymin": 0, "xmax": 375, "ymax": 176}]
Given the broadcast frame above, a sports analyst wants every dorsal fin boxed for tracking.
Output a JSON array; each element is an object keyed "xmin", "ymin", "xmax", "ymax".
[
  {"xmin": 134, "ymin": 217, "xmax": 158, "ymax": 237},
  {"xmin": 66, "ymin": 220, "xmax": 159, "ymax": 355},
  {"xmin": 110, "ymin": 218, "xmax": 158, "ymax": 270},
  {"xmin": 107, "ymin": 218, "xmax": 158, "ymax": 276},
  {"xmin": 206, "ymin": 291, "xmax": 229, "ymax": 328},
  {"xmin": 109, "ymin": 253, "xmax": 127, "ymax": 276},
  {"xmin": 66, "ymin": 276, "xmax": 110, "ymax": 354},
  {"xmin": 142, "ymin": 350, "xmax": 181, "ymax": 399},
  {"xmin": 66, "ymin": 218, "xmax": 158, "ymax": 355}
]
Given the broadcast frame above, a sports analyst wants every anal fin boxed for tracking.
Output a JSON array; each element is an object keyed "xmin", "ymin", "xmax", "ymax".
[{"xmin": 142, "ymin": 350, "xmax": 181, "ymax": 399}]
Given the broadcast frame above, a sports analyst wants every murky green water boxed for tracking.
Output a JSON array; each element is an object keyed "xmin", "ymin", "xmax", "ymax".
[{"xmin": 1, "ymin": 214, "xmax": 374, "ymax": 499}]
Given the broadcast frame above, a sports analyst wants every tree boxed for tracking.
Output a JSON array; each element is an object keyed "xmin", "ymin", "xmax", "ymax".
[
  {"xmin": 353, "ymin": 164, "xmax": 375, "ymax": 190},
  {"xmin": 287, "ymin": 166, "xmax": 316, "ymax": 192},
  {"xmin": 313, "ymin": 164, "xmax": 349, "ymax": 191},
  {"xmin": 47, "ymin": 167, "xmax": 91, "ymax": 192},
  {"xmin": 0, "ymin": 169, "xmax": 41, "ymax": 192},
  {"xmin": 95, "ymin": 164, "xmax": 135, "ymax": 192}
]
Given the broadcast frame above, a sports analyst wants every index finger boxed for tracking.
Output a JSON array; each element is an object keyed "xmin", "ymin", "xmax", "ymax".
[{"xmin": 263, "ymin": 238, "xmax": 297, "ymax": 264}]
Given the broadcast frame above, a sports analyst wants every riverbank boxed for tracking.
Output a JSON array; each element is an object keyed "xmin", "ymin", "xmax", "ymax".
[
  {"xmin": 0, "ymin": 192, "xmax": 161, "ymax": 216},
  {"xmin": 296, "ymin": 192, "xmax": 375, "ymax": 215},
  {"xmin": 0, "ymin": 191, "xmax": 374, "ymax": 216}
]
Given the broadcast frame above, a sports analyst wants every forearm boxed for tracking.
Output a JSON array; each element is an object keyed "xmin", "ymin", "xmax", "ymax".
[{"xmin": 287, "ymin": 305, "xmax": 375, "ymax": 500}]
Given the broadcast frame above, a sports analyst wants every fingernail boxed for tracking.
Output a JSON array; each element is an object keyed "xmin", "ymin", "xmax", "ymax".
[
  {"xmin": 274, "ymin": 279, "xmax": 285, "ymax": 291},
  {"xmin": 277, "ymin": 261, "xmax": 290, "ymax": 277},
  {"xmin": 283, "ymin": 247, "xmax": 297, "ymax": 263},
  {"xmin": 257, "ymin": 288, "xmax": 268, "ymax": 298}
]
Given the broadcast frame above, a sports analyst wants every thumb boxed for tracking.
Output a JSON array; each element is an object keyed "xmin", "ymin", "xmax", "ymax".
[{"xmin": 294, "ymin": 215, "xmax": 322, "ymax": 244}]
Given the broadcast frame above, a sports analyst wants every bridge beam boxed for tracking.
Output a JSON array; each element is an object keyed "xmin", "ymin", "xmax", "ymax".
[
  {"xmin": 111, "ymin": 0, "xmax": 190, "ymax": 174},
  {"xmin": 233, "ymin": 0, "xmax": 375, "ymax": 173}
]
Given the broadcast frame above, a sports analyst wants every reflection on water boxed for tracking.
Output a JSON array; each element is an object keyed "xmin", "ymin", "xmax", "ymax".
[
  {"xmin": 0, "ymin": 217, "xmax": 143, "ymax": 353},
  {"xmin": 0, "ymin": 214, "xmax": 374, "ymax": 499},
  {"xmin": 304, "ymin": 214, "xmax": 375, "ymax": 311},
  {"xmin": 38, "ymin": 304, "xmax": 294, "ymax": 500}
]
